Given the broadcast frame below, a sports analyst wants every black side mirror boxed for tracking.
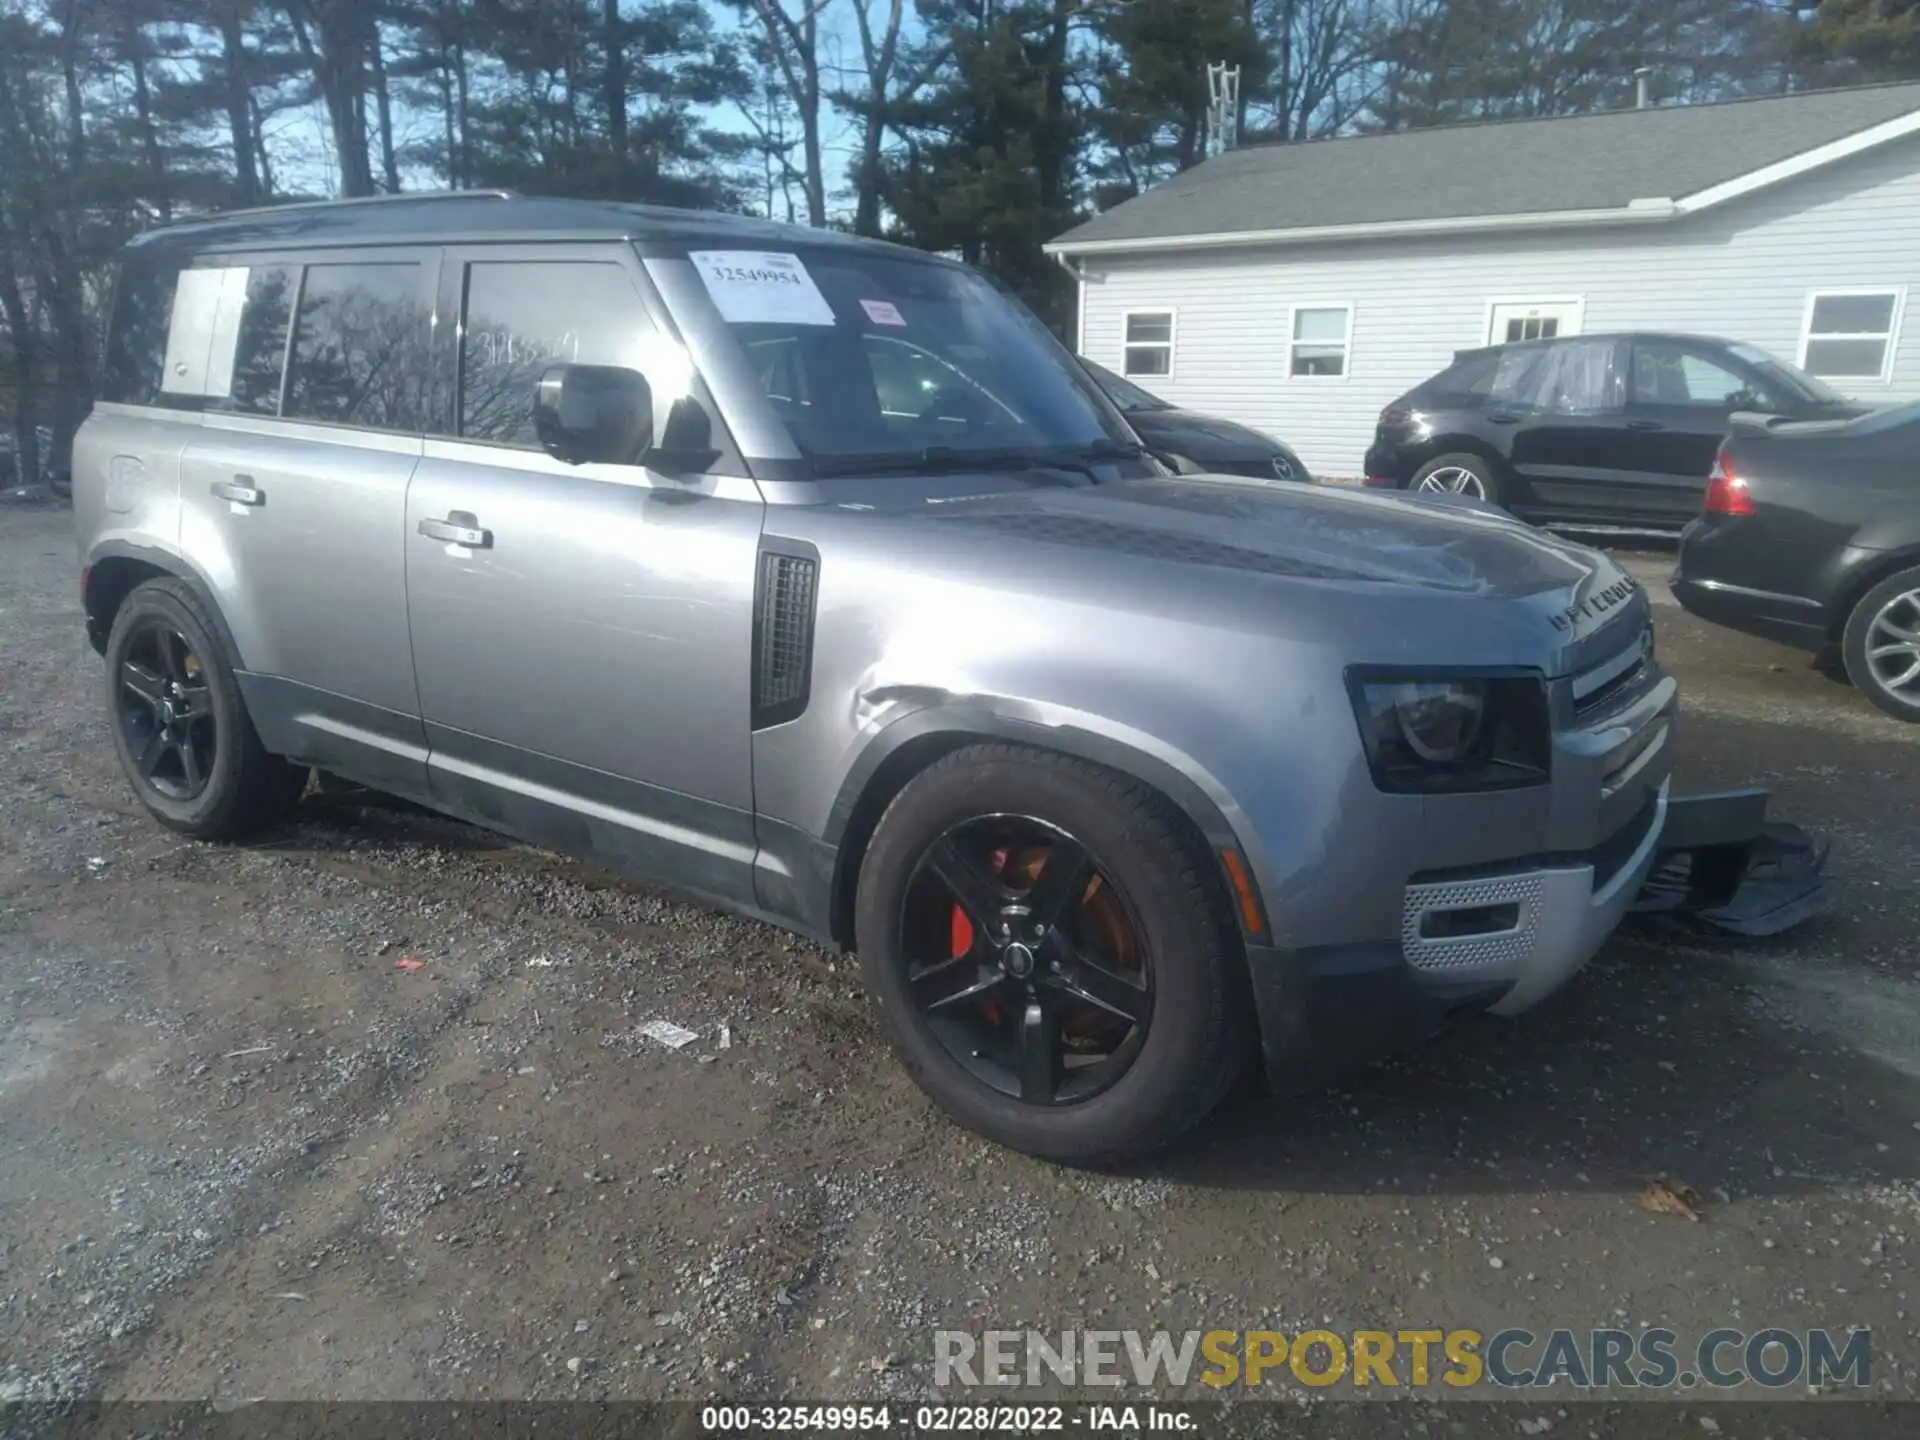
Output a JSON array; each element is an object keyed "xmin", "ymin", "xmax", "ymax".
[{"xmin": 534, "ymin": 364, "xmax": 653, "ymax": 466}]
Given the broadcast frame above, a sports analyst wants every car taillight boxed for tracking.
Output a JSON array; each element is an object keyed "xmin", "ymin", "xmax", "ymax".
[
  {"xmin": 1378, "ymin": 406, "xmax": 1412, "ymax": 428},
  {"xmin": 1703, "ymin": 449, "xmax": 1754, "ymax": 516}
]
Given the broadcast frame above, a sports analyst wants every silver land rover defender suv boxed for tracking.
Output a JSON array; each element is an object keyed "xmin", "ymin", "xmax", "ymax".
[{"xmin": 75, "ymin": 193, "xmax": 1675, "ymax": 1162}]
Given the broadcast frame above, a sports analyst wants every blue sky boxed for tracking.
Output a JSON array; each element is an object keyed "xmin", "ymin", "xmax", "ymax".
[{"xmin": 252, "ymin": 3, "xmax": 890, "ymax": 223}]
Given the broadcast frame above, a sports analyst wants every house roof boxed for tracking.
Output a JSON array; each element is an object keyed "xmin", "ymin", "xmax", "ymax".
[{"xmin": 1048, "ymin": 82, "xmax": 1920, "ymax": 257}]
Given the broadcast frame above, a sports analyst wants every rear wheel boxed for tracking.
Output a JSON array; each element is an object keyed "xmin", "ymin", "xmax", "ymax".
[
  {"xmin": 855, "ymin": 745, "xmax": 1249, "ymax": 1164},
  {"xmin": 104, "ymin": 578, "xmax": 309, "ymax": 838},
  {"xmin": 1411, "ymin": 452, "xmax": 1499, "ymax": 505},
  {"xmin": 1842, "ymin": 565, "xmax": 1920, "ymax": 723}
]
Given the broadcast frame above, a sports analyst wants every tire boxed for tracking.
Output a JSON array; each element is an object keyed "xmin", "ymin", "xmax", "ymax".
[
  {"xmin": 1841, "ymin": 564, "xmax": 1920, "ymax": 723},
  {"xmin": 1410, "ymin": 452, "xmax": 1499, "ymax": 505},
  {"xmin": 854, "ymin": 744, "xmax": 1250, "ymax": 1164},
  {"xmin": 103, "ymin": 577, "xmax": 309, "ymax": 838}
]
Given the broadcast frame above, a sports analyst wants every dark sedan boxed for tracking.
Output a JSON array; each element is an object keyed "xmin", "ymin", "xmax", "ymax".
[
  {"xmin": 1080, "ymin": 359, "xmax": 1310, "ymax": 482},
  {"xmin": 1672, "ymin": 402, "xmax": 1920, "ymax": 722},
  {"xmin": 1363, "ymin": 332, "xmax": 1865, "ymax": 531}
]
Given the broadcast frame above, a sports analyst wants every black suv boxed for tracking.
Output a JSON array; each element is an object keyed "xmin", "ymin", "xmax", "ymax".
[{"xmin": 1362, "ymin": 332, "xmax": 1865, "ymax": 530}]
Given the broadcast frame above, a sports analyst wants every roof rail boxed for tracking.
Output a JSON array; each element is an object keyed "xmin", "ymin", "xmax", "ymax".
[{"xmin": 200, "ymin": 188, "xmax": 521, "ymax": 223}]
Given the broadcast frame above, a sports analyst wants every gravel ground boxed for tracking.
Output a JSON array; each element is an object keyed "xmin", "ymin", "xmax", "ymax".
[{"xmin": 2, "ymin": 502, "xmax": 1917, "ymax": 1436}]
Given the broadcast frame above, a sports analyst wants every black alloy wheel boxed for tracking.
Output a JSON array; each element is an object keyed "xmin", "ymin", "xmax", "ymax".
[
  {"xmin": 855, "ymin": 744, "xmax": 1249, "ymax": 1163},
  {"xmin": 103, "ymin": 577, "xmax": 308, "ymax": 839},
  {"xmin": 117, "ymin": 620, "xmax": 217, "ymax": 800},
  {"xmin": 900, "ymin": 814, "xmax": 1152, "ymax": 1106}
]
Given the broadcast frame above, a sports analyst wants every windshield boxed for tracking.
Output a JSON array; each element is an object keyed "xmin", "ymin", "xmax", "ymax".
[
  {"xmin": 1727, "ymin": 342, "xmax": 1847, "ymax": 407},
  {"xmin": 1081, "ymin": 358, "xmax": 1173, "ymax": 412},
  {"xmin": 677, "ymin": 245, "xmax": 1129, "ymax": 469}
]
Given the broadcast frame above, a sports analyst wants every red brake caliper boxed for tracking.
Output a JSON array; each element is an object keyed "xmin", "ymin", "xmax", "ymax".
[{"xmin": 950, "ymin": 848, "xmax": 1010, "ymax": 958}]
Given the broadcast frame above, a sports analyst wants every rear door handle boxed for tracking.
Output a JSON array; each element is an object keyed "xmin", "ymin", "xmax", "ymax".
[
  {"xmin": 419, "ymin": 512, "xmax": 493, "ymax": 549},
  {"xmin": 1626, "ymin": 419, "xmax": 1666, "ymax": 432},
  {"xmin": 210, "ymin": 477, "xmax": 264, "ymax": 506},
  {"xmin": 1486, "ymin": 412, "xmax": 1523, "ymax": 425}
]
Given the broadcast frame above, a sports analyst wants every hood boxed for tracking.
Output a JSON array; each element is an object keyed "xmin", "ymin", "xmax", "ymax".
[
  {"xmin": 1125, "ymin": 407, "xmax": 1289, "ymax": 463},
  {"xmin": 901, "ymin": 473, "xmax": 1643, "ymax": 643}
]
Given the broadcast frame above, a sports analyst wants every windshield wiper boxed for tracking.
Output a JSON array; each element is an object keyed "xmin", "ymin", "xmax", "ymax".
[{"xmin": 812, "ymin": 440, "xmax": 1142, "ymax": 482}]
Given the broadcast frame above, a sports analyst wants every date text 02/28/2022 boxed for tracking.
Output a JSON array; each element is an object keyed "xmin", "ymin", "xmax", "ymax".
[{"xmin": 699, "ymin": 1404, "xmax": 1196, "ymax": 1433}]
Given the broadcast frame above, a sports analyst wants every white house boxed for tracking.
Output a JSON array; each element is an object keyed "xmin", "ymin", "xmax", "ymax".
[{"xmin": 1046, "ymin": 82, "xmax": 1920, "ymax": 480}]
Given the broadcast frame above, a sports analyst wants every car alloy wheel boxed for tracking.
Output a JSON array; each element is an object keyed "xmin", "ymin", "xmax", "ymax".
[
  {"xmin": 1863, "ymin": 586, "xmax": 1920, "ymax": 702},
  {"xmin": 116, "ymin": 619, "xmax": 218, "ymax": 801},
  {"xmin": 897, "ymin": 814, "xmax": 1152, "ymax": 1107},
  {"xmin": 1415, "ymin": 465, "xmax": 1488, "ymax": 500}
]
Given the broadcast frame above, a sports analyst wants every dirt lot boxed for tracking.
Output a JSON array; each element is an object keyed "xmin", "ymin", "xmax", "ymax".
[{"xmin": 3, "ymin": 501, "xmax": 1918, "ymax": 1433}]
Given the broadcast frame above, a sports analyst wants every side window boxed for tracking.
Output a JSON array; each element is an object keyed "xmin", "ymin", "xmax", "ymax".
[
  {"xmin": 216, "ymin": 266, "xmax": 298, "ymax": 417},
  {"xmin": 284, "ymin": 263, "xmax": 430, "ymax": 431},
  {"xmin": 1488, "ymin": 349, "xmax": 1546, "ymax": 404},
  {"xmin": 1631, "ymin": 342, "xmax": 1780, "ymax": 410},
  {"xmin": 460, "ymin": 260, "xmax": 658, "ymax": 447},
  {"xmin": 101, "ymin": 257, "xmax": 297, "ymax": 414},
  {"xmin": 1522, "ymin": 340, "xmax": 1620, "ymax": 414},
  {"xmin": 99, "ymin": 253, "xmax": 185, "ymax": 406}
]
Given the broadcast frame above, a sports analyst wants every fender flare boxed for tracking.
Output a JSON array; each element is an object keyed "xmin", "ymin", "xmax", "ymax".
[
  {"xmin": 819, "ymin": 703, "xmax": 1270, "ymax": 948},
  {"xmin": 84, "ymin": 540, "xmax": 247, "ymax": 669}
]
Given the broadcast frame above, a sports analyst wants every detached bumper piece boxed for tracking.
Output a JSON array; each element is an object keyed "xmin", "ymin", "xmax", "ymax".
[{"xmin": 1628, "ymin": 787, "xmax": 1830, "ymax": 937}]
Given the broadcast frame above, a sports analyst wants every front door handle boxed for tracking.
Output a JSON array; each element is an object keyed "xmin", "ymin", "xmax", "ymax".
[
  {"xmin": 210, "ymin": 477, "xmax": 264, "ymax": 506},
  {"xmin": 1626, "ymin": 419, "xmax": 1665, "ymax": 432},
  {"xmin": 1486, "ymin": 412, "xmax": 1523, "ymax": 425},
  {"xmin": 419, "ymin": 512, "xmax": 493, "ymax": 548}
]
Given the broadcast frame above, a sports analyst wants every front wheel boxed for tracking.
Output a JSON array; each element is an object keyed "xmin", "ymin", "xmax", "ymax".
[
  {"xmin": 104, "ymin": 578, "xmax": 309, "ymax": 838},
  {"xmin": 854, "ymin": 744, "xmax": 1249, "ymax": 1164},
  {"xmin": 1411, "ymin": 452, "xmax": 1499, "ymax": 505},
  {"xmin": 1842, "ymin": 565, "xmax": 1920, "ymax": 723}
]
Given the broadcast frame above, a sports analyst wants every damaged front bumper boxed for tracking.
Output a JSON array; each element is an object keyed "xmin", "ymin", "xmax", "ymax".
[
  {"xmin": 1249, "ymin": 786, "xmax": 1830, "ymax": 1095},
  {"xmin": 1628, "ymin": 787, "xmax": 1832, "ymax": 937}
]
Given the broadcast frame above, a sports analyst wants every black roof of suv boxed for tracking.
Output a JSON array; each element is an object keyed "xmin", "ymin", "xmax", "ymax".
[{"xmin": 128, "ymin": 189, "xmax": 956, "ymax": 265}]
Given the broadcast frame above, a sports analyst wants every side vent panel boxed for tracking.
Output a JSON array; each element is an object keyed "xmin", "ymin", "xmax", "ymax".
[{"xmin": 752, "ymin": 545, "xmax": 820, "ymax": 729}]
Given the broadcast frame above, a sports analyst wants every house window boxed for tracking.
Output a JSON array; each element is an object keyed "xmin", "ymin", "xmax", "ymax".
[
  {"xmin": 1289, "ymin": 305, "xmax": 1351, "ymax": 378},
  {"xmin": 1122, "ymin": 311, "xmax": 1174, "ymax": 377},
  {"xmin": 1799, "ymin": 290, "xmax": 1903, "ymax": 382}
]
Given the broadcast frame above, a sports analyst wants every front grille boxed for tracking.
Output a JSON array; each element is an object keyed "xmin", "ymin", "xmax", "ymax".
[
  {"xmin": 752, "ymin": 550, "xmax": 818, "ymax": 727},
  {"xmin": 1574, "ymin": 622, "xmax": 1654, "ymax": 720}
]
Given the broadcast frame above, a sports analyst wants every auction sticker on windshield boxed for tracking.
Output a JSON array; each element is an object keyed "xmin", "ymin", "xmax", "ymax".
[{"xmin": 690, "ymin": 250, "xmax": 834, "ymax": 326}]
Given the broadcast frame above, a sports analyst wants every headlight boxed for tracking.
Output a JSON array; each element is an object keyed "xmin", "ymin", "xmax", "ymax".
[{"xmin": 1347, "ymin": 670, "xmax": 1551, "ymax": 794}]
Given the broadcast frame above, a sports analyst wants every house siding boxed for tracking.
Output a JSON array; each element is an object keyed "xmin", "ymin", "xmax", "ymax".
[{"xmin": 1076, "ymin": 137, "xmax": 1920, "ymax": 479}]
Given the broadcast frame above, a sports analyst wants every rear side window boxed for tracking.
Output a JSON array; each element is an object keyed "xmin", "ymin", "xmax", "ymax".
[
  {"xmin": 1422, "ymin": 348, "xmax": 1543, "ymax": 407},
  {"xmin": 99, "ymin": 252, "xmax": 185, "ymax": 406},
  {"xmin": 217, "ymin": 266, "xmax": 298, "ymax": 416},
  {"xmin": 458, "ymin": 260, "xmax": 660, "ymax": 447},
  {"xmin": 1516, "ymin": 339, "xmax": 1619, "ymax": 413},
  {"xmin": 1425, "ymin": 351, "xmax": 1499, "ymax": 402},
  {"xmin": 284, "ymin": 263, "xmax": 430, "ymax": 431}
]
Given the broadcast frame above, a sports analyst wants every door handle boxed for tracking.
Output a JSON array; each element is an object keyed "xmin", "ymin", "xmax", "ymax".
[
  {"xmin": 210, "ymin": 477, "xmax": 264, "ymax": 506},
  {"xmin": 419, "ymin": 512, "xmax": 493, "ymax": 548},
  {"xmin": 1626, "ymin": 419, "xmax": 1665, "ymax": 432},
  {"xmin": 1486, "ymin": 412, "xmax": 1522, "ymax": 425}
]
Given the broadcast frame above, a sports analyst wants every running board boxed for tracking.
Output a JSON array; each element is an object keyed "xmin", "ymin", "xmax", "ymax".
[{"xmin": 1628, "ymin": 788, "xmax": 1830, "ymax": 937}]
